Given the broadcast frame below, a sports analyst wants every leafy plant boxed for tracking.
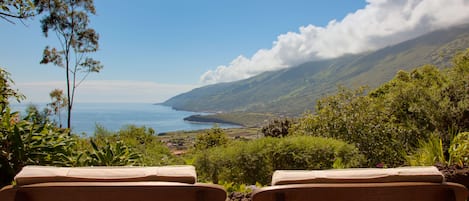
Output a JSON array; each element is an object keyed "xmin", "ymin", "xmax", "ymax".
[
  {"xmin": 194, "ymin": 136, "xmax": 364, "ymax": 185},
  {"xmin": 82, "ymin": 139, "xmax": 141, "ymax": 166},
  {"xmin": 83, "ymin": 124, "xmax": 182, "ymax": 166},
  {"xmin": 449, "ymin": 132, "xmax": 469, "ymax": 166},
  {"xmin": 291, "ymin": 50, "xmax": 469, "ymax": 166},
  {"xmin": 194, "ymin": 126, "xmax": 229, "ymax": 150},
  {"xmin": 261, "ymin": 118, "xmax": 293, "ymax": 137},
  {"xmin": 220, "ymin": 181, "xmax": 263, "ymax": 193},
  {"xmin": 0, "ymin": 107, "xmax": 77, "ymax": 186},
  {"xmin": 406, "ymin": 134, "xmax": 447, "ymax": 166},
  {"xmin": 291, "ymin": 86, "xmax": 407, "ymax": 166},
  {"xmin": 1, "ymin": 68, "xmax": 76, "ymax": 187}
]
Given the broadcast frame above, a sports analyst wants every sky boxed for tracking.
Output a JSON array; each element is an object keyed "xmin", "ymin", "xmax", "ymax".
[{"xmin": 2, "ymin": 0, "xmax": 469, "ymax": 103}]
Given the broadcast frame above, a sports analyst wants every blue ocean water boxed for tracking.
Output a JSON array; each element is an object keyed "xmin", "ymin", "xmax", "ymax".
[{"xmin": 10, "ymin": 103, "xmax": 240, "ymax": 135}]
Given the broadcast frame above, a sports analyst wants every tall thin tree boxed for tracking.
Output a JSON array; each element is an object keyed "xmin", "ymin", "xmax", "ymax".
[{"xmin": 36, "ymin": 0, "xmax": 103, "ymax": 130}]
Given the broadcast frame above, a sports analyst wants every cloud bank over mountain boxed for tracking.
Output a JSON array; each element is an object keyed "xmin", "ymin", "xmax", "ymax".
[{"xmin": 200, "ymin": 0, "xmax": 469, "ymax": 84}]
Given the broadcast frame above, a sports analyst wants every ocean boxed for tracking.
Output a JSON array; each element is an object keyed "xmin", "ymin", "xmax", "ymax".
[{"xmin": 10, "ymin": 103, "xmax": 240, "ymax": 135}]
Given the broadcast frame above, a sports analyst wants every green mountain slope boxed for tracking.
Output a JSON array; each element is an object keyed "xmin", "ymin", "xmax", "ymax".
[{"xmin": 162, "ymin": 24, "xmax": 469, "ymax": 115}]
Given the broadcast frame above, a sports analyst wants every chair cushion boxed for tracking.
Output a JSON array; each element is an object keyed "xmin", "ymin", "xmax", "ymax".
[
  {"xmin": 272, "ymin": 166, "xmax": 444, "ymax": 185},
  {"xmin": 15, "ymin": 165, "xmax": 197, "ymax": 185}
]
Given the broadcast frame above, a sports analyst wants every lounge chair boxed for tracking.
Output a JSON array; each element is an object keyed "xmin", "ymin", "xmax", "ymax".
[
  {"xmin": 0, "ymin": 165, "xmax": 226, "ymax": 201},
  {"xmin": 252, "ymin": 166, "xmax": 468, "ymax": 201}
]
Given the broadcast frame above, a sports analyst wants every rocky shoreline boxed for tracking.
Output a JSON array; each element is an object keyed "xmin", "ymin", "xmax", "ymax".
[{"xmin": 183, "ymin": 114, "xmax": 244, "ymax": 126}]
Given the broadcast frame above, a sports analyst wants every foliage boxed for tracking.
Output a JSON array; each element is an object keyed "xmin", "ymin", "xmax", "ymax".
[
  {"xmin": 194, "ymin": 126, "xmax": 229, "ymax": 150},
  {"xmin": 48, "ymin": 89, "xmax": 67, "ymax": 128},
  {"xmin": 449, "ymin": 132, "xmax": 469, "ymax": 166},
  {"xmin": 0, "ymin": 67, "xmax": 24, "ymax": 109},
  {"xmin": 83, "ymin": 124, "xmax": 182, "ymax": 166},
  {"xmin": 1, "ymin": 108, "xmax": 77, "ymax": 186},
  {"xmin": 406, "ymin": 134, "xmax": 447, "ymax": 166},
  {"xmin": 1, "ymin": 68, "xmax": 72, "ymax": 186},
  {"xmin": 0, "ymin": 68, "xmax": 175, "ymax": 187},
  {"xmin": 24, "ymin": 104, "xmax": 51, "ymax": 126},
  {"xmin": 261, "ymin": 118, "xmax": 292, "ymax": 137},
  {"xmin": 1, "ymin": 68, "xmax": 76, "ymax": 186},
  {"xmin": 220, "ymin": 181, "xmax": 263, "ymax": 193},
  {"xmin": 194, "ymin": 136, "xmax": 364, "ymax": 185},
  {"xmin": 291, "ymin": 50, "xmax": 469, "ymax": 167},
  {"xmin": 81, "ymin": 139, "xmax": 140, "ymax": 166},
  {"xmin": 37, "ymin": 0, "xmax": 103, "ymax": 129},
  {"xmin": 291, "ymin": 86, "xmax": 406, "ymax": 166},
  {"xmin": 0, "ymin": 0, "xmax": 36, "ymax": 23}
]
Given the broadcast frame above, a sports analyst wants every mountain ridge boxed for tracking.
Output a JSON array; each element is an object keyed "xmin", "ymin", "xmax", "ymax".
[{"xmin": 162, "ymin": 24, "xmax": 469, "ymax": 116}]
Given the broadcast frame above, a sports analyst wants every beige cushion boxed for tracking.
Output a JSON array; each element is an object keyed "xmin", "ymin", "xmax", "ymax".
[
  {"xmin": 15, "ymin": 165, "xmax": 197, "ymax": 186},
  {"xmin": 272, "ymin": 166, "xmax": 444, "ymax": 185}
]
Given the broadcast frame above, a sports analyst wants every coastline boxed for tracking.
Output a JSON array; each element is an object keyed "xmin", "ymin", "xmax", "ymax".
[
  {"xmin": 13, "ymin": 103, "xmax": 242, "ymax": 135},
  {"xmin": 183, "ymin": 114, "xmax": 244, "ymax": 126},
  {"xmin": 156, "ymin": 103, "xmax": 276, "ymax": 128}
]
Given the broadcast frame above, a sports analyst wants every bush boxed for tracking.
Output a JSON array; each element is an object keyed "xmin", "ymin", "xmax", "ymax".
[
  {"xmin": 0, "ymin": 105, "xmax": 76, "ymax": 186},
  {"xmin": 83, "ymin": 124, "xmax": 182, "ymax": 166},
  {"xmin": 449, "ymin": 132, "xmax": 469, "ymax": 166},
  {"xmin": 81, "ymin": 139, "xmax": 141, "ymax": 166},
  {"xmin": 261, "ymin": 118, "xmax": 292, "ymax": 137},
  {"xmin": 194, "ymin": 136, "xmax": 364, "ymax": 185},
  {"xmin": 291, "ymin": 87, "xmax": 407, "ymax": 166},
  {"xmin": 1, "ymin": 68, "xmax": 76, "ymax": 187},
  {"xmin": 194, "ymin": 126, "xmax": 228, "ymax": 150},
  {"xmin": 291, "ymin": 50, "xmax": 469, "ymax": 166},
  {"xmin": 406, "ymin": 134, "xmax": 446, "ymax": 166}
]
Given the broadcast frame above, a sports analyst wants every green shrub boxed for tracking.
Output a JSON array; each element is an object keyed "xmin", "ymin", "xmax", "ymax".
[
  {"xmin": 1, "ymin": 68, "xmax": 77, "ymax": 187},
  {"xmin": 220, "ymin": 181, "xmax": 263, "ymax": 193},
  {"xmin": 291, "ymin": 87, "xmax": 407, "ymax": 166},
  {"xmin": 291, "ymin": 50, "xmax": 469, "ymax": 167},
  {"xmin": 271, "ymin": 136, "xmax": 363, "ymax": 170},
  {"xmin": 261, "ymin": 118, "xmax": 293, "ymax": 137},
  {"xmin": 449, "ymin": 132, "xmax": 469, "ymax": 166},
  {"xmin": 0, "ymin": 107, "xmax": 77, "ymax": 186},
  {"xmin": 85, "ymin": 124, "xmax": 182, "ymax": 166},
  {"xmin": 194, "ymin": 136, "xmax": 364, "ymax": 185},
  {"xmin": 81, "ymin": 139, "xmax": 141, "ymax": 166},
  {"xmin": 194, "ymin": 126, "xmax": 228, "ymax": 150},
  {"xmin": 406, "ymin": 134, "xmax": 446, "ymax": 166}
]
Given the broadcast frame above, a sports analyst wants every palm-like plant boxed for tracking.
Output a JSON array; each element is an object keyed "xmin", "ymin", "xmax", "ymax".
[{"xmin": 83, "ymin": 140, "xmax": 141, "ymax": 166}]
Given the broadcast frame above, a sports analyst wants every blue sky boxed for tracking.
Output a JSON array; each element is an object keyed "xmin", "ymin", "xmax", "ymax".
[{"xmin": 2, "ymin": 0, "xmax": 469, "ymax": 103}]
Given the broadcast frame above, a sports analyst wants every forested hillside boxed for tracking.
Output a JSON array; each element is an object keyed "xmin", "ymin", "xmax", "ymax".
[{"xmin": 163, "ymin": 24, "xmax": 469, "ymax": 115}]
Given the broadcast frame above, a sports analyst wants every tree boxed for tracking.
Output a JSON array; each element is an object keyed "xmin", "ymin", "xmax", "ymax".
[
  {"xmin": 0, "ymin": 67, "xmax": 24, "ymax": 110},
  {"xmin": 48, "ymin": 88, "xmax": 67, "ymax": 127},
  {"xmin": 37, "ymin": 0, "xmax": 103, "ymax": 130},
  {"xmin": 261, "ymin": 118, "xmax": 292, "ymax": 137},
  {"xmin": 0, "ymin": 0, "xmax": 36, "ymax": 23},
  {"xmin": 194, "ymin": 126, "xmax": 229, "ymax": 150}
]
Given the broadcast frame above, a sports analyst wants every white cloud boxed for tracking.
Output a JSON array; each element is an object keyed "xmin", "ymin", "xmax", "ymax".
[
  {"xmin": 201, "ymin": 0, "xmax": 469, "ymax": 84},
  {"xmin": 14, "ymin": 80, "xmax": 198, "ymax": 103}
]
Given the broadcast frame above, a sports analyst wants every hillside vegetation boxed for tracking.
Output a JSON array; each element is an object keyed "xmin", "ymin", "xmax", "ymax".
[
  {"xmin": 291, "ymin": 49, "xmax": 469, "ymax": 166},
  {"xmin": 163, "ymin": 24, "xmax": 469, "ymax": 116}
]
